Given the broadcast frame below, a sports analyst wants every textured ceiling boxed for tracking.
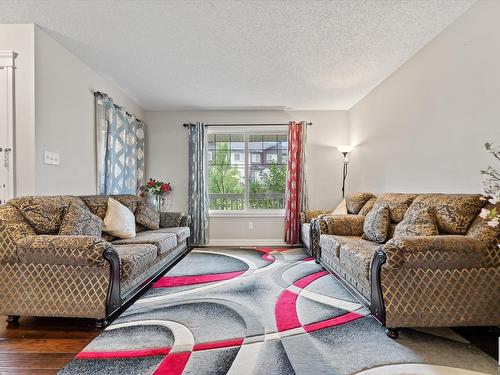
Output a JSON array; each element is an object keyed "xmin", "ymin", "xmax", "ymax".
[{"xmin": 0, "ymin": 0, "xmax": 475, "ymax": 110}]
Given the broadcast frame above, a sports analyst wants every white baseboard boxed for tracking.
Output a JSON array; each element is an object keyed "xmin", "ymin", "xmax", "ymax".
[{"xmin": 207, "ymin": 239, "xmax": 287, "ymax": 247}]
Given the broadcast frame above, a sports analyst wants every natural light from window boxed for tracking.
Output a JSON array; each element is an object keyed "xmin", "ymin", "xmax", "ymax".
[{"xmin": 207, "ymin": 131, "xmax": 288, "ymax": 212}]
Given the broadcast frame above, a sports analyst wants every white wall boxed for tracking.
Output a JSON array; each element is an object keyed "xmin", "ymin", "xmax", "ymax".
[
  {"xmin": 348, "ymin": 0, "xmax": 500, "ymax": 195},
  {"xmin": 34, "ymin": 27, "xmax": 145, "ymax": 195},
  {"xmin": 0, "ymin": 24, "xmax": 36, "ymax": 196},
  {"xmin": 145, "ymin": 110, "xmax": 349, "ymax": 243}
]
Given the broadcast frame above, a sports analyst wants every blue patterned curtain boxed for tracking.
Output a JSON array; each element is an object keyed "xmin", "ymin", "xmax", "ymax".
[
  {"xmin": 95, "ymin": 93, "xmax": 145, "ymax": 195},
  {"xmin": 188, "ymin": 123, "xmax": 209, "ymax": 245}
]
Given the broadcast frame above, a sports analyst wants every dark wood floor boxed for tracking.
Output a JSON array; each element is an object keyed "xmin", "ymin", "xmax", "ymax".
[
  {"xmin": 0, "ymin": 316, "xmax": 101, "ymax": 374},
  {"xmin": 0, "ymin": 316, "xmax": 497, "ymax": 374}
]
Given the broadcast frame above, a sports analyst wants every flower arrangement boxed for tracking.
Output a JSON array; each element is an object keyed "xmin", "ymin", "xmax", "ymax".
[
  {"xmin": 139, "ymin": 178, "xmax": 173, "ymax": 197},
  {"xmin": 480, "ymin": 143, "xmax": 499, "ymax": 229}
]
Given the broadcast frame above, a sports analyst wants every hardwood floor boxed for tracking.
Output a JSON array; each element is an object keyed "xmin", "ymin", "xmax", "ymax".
[
  {"xmin": 0, "ymin": 316, "xmax": 497, "ymax": 374},
  {"xmin": 0, "ymin": 316, "xmax": 100, "ymax": 374}
]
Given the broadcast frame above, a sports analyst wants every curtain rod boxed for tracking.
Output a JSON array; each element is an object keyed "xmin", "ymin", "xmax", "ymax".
[
  {"xmin": 183, "ymin": 122, "xmax": 312, "ymax": 128},
  {"xmin": 92, "ymin": 90, "xmax": 144, "ymax": 123}
]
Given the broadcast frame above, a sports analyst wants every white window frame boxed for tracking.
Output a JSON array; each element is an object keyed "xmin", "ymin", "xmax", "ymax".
[{"xmin": 207, "ymin": 126, "xmax": 287, "ymax": 217}]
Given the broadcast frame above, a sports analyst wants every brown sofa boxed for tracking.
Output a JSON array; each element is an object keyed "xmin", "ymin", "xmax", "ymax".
[
  {"xmin": 315, "ymin": 193, "xmax": 500, "ymax": 338},
  {"xmin": 300, "ymin": 192, "xmax": 376, "ymax": 257},
  {"xmin": 0, "ymin": 194, "xmax": 191, "ymax": 327}
]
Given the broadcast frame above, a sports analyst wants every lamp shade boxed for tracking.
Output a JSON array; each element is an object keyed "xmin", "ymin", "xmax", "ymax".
[{"xmin": 337, "ymin": 145, "xmax": 353, "ymax": 154}]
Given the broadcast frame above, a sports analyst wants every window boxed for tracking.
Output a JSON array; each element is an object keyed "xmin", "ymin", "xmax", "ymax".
[
  {"xmin": 207, "ymin": 151, "xmax": 213, "ymax": 162},
  {"xmin": 208, "ymin": 131, "xmax": 288, "ymax": 212}
]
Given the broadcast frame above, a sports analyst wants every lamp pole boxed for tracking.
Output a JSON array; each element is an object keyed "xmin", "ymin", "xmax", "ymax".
[{"xmin": 336, "ymin": 145, "xmax": 353, "ymax": 199}]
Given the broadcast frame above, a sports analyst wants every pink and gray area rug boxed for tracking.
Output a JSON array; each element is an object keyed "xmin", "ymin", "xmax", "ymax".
[{"xmin": 60, "ymin": 247, "xmax": 498, "ymax": 375}]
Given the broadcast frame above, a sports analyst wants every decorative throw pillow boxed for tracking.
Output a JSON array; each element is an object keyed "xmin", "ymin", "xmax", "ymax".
[
  {"xmin": 332, "ymin": 199, "xmax": 348, "ymax": 214},
  {"xmin": 135, "ymin": 201, "xmax": 160, "ymax": 230},
  {"xmin": 59, "ymin": 202, "xmax": 102, "ymax": 236},
  {"xmin": 395, "ymin": 205, "xmax": 439, "ymax": 237},
  {"xmin": 102, "ymin": 198, "xmax": 136, "ymax": 239},
  {"xmin": 362, "ymin": 203, "xmax": 390, "ymax": 243}
]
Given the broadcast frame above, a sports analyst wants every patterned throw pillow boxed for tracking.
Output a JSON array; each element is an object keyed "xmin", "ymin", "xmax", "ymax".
[
  {"xmin": 59, "ymin": 202, "xmax": 102, "ymax": 237},
  {"xmin": 394, "ymin": 205, "xmax": 439, "ymax": 237},
  {"xmin": 362, "ymin": 203, "xmax": 390, "ymax": 243},
  {"xmin": 135, "ymin": 201, "xmax": 160, "ymax": 230}
]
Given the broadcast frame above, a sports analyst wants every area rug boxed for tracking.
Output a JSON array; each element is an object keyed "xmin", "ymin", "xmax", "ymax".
[{"xmin": 60, "ymin": 247, "xmax": 498, "ymax": 375}]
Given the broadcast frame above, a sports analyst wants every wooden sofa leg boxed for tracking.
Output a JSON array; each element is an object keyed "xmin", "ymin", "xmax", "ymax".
[
  {"xmin": 386, "ymin": 328, "xmax": 399, "ymax": 339},
  {"xmin": 94, "ymin": 318, "xmax": 108, "ymax": 329},
  {"xmin": 6, "ymin": 315, "xmax": 20, "ymax": 325}
]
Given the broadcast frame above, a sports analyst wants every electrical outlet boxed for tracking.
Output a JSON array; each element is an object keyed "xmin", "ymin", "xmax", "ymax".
[
  {"xmin": 248, "ymin": 222, "xmax": 254, "ymax": 230},
  {"xmin": 44, "ymin": 151, "xmax": 60, "ymax": 165}
]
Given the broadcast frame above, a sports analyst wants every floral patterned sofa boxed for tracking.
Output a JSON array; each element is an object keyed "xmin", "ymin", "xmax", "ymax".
[
  {"xmin": 314, "ymin": 193, "xmax": 500, "ymax": 338},
  {"xmin": 0, "ymin": 194, "xmax": 191, "ymax": 327},
  {"xmin": 300, "ymin": 192, "xmax": 376, "ymax": 257}
]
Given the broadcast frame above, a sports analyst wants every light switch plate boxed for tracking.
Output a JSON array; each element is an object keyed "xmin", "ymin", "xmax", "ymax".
[{"xmin": 44, "ymin": 151, "xmax": 60, "ymax": 165}]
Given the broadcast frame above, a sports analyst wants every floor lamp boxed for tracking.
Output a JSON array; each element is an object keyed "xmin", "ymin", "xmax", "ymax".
[{"xmin": 337, "ymin": 145, "xmax": 353, "ymax": 198}]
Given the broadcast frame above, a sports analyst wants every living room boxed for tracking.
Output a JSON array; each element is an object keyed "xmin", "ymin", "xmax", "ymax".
[{"xmin": 0, "ymin": 1, "xmax": 498, "ymax": 374}]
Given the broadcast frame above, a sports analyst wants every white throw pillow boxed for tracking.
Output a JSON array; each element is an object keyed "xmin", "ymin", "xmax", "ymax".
[
  {"xmin": 333, "ymin": 199, "xmax": 348, "ymax": 214},
  {"xmin": 102, "ymin": 198, "xmax": 136, "ymax": 239}
]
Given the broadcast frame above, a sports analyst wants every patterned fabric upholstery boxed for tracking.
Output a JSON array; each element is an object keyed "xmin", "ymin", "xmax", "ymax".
[
  {"xmin": 301, "ymin": 223, "xmax": 311, "ymax": 253},
  {"xmin": 303, "ymin": 209, "xmax": 332, "ymax": 222},
  {"xmin": 411, "ymin": 194, "xmax": 485, "ymax": 234},
  {"xmin": 113, "ymin": 244, "xmax": 157, "ymax": 280},
  {"xmin": 358, "ymin": 197, "xmax": 376, "ymax": 216},
  {"xmin": 160, "ymin": 212, "xmax": 189, "ymax": 228},
  {"xmin": 467, "ymin": 202, "xmax": 500, "ymax": 248},
  {"xmin": 9, "ymin": 196, "xmax": 67, "ymax": 234},
  {"xmin": 323, "ymin": 214, "xmax": 365, "ymax": 236},
  {"xmin": 383, "ymin": 235, "xmax": 497, "ymax": 269},
  {"xmin": 374, "ymin": 193, "xmax": 418, "ymax": 223},
  {"xmin": 394, "ymin": 203, "xmax": 438, "ymax": 237},
  {"xmin": 112, "ymin": 230, "xmax": 177, "ymax": 256},
  {"xmin": 59, "ymin": 203, "xmax": 102, "ymax": 237},
  {"xmin": 155, "ymin": 227, "xmax": 190, "ymax": 243},
  {"xmin": 135, "ymin": 201, "xmax": 160, "ymax": 230},
  {"xmin": 16, "ymin": 235, "xmax": 110, "ymax": 266},
  {"xmin": 362, "ymin": 204, "xmax": 390, "ymax": 243},
  {"xmin": 346, "ymin": 192, "xmax": 376, "ymax": 214},
  {"xmin": 0, "ymin": 194, "xmax": 192, "ymax": 322}
]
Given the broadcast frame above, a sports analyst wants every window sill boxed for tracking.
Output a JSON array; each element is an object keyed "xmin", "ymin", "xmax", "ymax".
[{"xmin": 209, "ymin": 210, "xmax": 285, "ymax": 218}]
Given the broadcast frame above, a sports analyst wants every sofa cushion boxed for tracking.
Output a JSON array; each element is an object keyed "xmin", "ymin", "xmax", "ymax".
[
  {"xmin": 412, "ymin": 194, "xmax": 484, "ymax": 235},
  {"xmin": 320, "ymin": 234, "xmax": 362, "ymax": 259},
  {"xmin": 59, "ymin": 202, "xmax": 103, "ymax": 237},
  {"xmin": 9, "ymin": 196, "xmax": 66, "ymax": 234},
  {"xmin": 324, "ymin": 215, "xmax": 365, "ymax": 236},
  {"xmin": 346, "ymin": 192, "xmax": 375, "ymax": 214},
  {"xmin": 155, "ymin": 227, "xmax": 190, "ymax": 243},
  {"xmin": 362, "ymin": 204, "xmax": 390, "ymax": 243},
  {"xmin": 112, "ymin": 231, "xmax": 177, "ymax": 256},
  {"xmin": 375, "ymin": 193, "xmax": 418, "ymax": 223},
  {"xmin": 103, "ymin": 198, "xmax": 136, "ymax": 239},
  {"xmin": 113, "ymin": 244, "xmax": 157, "ymax": 280},
  {"xmin": 394, "ymin": 203, "xmax": 438, "ymax": 237},
  {"xmin": 467, "ymin": 202, "xmax": 500, "ymax": 248},
  {"xmin": 332, "ymin": 199, "xmax": 347, "ymax": 214},
  {"xmin": 80, "ymin": 195, "xmax": 140, "ymax": 220},
  {"xmin": 338, "ymin": 237, "xmax": 379, "ymax": 290},
  {"xmin": 358, "ymin": 197, "xmax": 377, "ymax": 216},
  {"xmin": 135, "ymin": 201, "xmax": 160, "ymax": 230}
]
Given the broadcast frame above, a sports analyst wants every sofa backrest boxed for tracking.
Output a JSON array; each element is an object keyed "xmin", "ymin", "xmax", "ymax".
[
  {"xmin": 409, "ymin": 194, "xmax": 485, "ymax": 235},
  {"xmin": 6, "ymin": 194, "xmax": 142, "ymax": 235},
  {"xmin": 345, "ymin": 192, "xmax": 376, "ymax": 214},
  {"xmin": 374, "ymin": 193, "xmax": 418, "ymax": 224}
]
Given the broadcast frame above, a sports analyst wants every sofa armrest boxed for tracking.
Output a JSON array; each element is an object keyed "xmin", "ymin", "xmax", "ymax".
[
  {"xmin": 319, "ymin": 214, "xmax": 365, "ymax": 236},
  {"xmin": 382, "ymin": 235, "xmax": 493, "ymax": 269},
  {"xmin": 160, "ymin": 212, "xmax": 191, "ymax": 228},
  {"xmin": 16, "ymin": 235, "xmax": 112, "ymax": 267},
  {"xmin": 301, "ymin": 209, "xmax": 332, "ymax": 224}
]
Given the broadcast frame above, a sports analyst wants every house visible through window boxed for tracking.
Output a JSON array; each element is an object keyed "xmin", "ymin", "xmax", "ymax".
[{"xmin": 207, "ymin": 131, "xmax": 288, "ymax": 211}]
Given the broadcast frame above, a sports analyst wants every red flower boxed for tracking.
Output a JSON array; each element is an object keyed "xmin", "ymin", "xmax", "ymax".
[
  {"xmin": 147, "ymin": 180, "xmax": 155, "ymax": 187},
  {"xmin": 161, "ymin": 182, "xmax": 171, "ymax": 193},
  {"xmin": 139, "ymin": 192, "xmax": 145, "ymax": 197}
]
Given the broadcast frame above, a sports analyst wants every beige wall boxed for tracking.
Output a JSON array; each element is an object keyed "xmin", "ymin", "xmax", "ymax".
[
  {"xmin": 34, "ymin": 27, "xmax": 144, "ymax": 195},
  {"xmin": 0, "ymin": 24, "xmax": 36, "ymax": 196},
  {"xmin": 348, "ymin": 0, "xmax": 500, "ymax": 195},
  {"xmin": 145, "ymin": 110, "xmax": 349, "ymax": 243}
]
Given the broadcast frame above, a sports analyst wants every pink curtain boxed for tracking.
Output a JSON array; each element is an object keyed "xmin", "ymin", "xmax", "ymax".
[{"xmin": 284, "ymin": 121, "xmax": 308, "ymax": 244}]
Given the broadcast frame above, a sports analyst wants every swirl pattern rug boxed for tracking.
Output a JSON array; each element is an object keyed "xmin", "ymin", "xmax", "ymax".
[{"xmin": 60, "ymin": 247, "xmax": 497, "ymax": 375}]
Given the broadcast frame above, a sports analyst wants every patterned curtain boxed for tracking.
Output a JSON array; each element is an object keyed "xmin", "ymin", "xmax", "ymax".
[
  {"xmin": 95, "ymin": 93, "xmax": 145, "ymax": 195},
  {"xmin": 188, "ymin": 123, "xmax": 209, "ymax": 245},
  {"xmin": 284, "ymin": 121, "xmax": 309, "ymax": 244}
]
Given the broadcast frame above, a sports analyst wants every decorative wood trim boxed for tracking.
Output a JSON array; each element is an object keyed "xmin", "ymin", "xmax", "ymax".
[
  {"xmin": 369, "ymin": 249, "xmax": 387, "ymax": 326},
  {"xmin": 103, "ymin": 248, "xmax": 121, "ymax": 317}
]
